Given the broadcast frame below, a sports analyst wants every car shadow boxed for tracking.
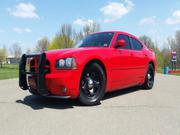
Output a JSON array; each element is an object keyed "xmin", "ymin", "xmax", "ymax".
[
  {"xmin": 16, "ymin": 86, "xmax": 141, "ymax": 110},
  {"xmin": 103, "ymin": 86, "xmax": 141, "ymax": 100},
  {"xmin": 16, "ymin": 96, "xmax": 79, "ymax": 110}
]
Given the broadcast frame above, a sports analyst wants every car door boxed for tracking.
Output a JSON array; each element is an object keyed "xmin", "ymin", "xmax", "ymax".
[
  {"xmin": 109, "ymin": 34, "xmax": 136, "ymax": 91},
  {"xmin": 130, "ymin": 37, "xmax": 147, "ymax": 83}
]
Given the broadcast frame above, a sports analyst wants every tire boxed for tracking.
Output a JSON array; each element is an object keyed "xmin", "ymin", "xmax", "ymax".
[
  {"xmin": 29, "ymin": 89, "xmax": 40, "ymax": 96},
  {"xmin": 78, "ymin": 63, "xmax": 106, "ymax": 106},
  {"xmin": 142, "ymin": 64, "xmax": 155, "ymax": 90}
]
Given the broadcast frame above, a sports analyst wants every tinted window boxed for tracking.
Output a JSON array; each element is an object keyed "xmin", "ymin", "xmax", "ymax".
[
  {"xmin": 131, "ymin": 38, "xmax": 143, "ymax": 50},
  {"xmin": 75, "ymin": 32, "xmax": 114, "ymax": 48},
  {"xmin": 116, "ymin": 34, "xmax": 131, "ymax": 49}
]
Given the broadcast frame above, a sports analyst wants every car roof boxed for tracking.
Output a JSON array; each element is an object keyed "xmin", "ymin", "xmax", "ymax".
[{"xmin": 94, "ymin": 31, "xmax": 137, "ymax": 38}]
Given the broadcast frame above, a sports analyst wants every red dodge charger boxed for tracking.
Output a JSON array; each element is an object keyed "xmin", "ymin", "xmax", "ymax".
[{"xmin": 19, "ymin": 31, "xmax": 156, "ymax": 105}]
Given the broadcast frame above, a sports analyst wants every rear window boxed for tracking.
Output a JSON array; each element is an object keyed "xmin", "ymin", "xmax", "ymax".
[{"xmin": 131, "ymin": 38, "xmax": 143, "ymax": 50}]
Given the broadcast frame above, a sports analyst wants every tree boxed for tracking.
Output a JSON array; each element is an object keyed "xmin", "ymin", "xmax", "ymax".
[
  {"xmin": 161, "ymin": 45, "xmax": 170, "ymax": 67},
  {"xmin": 139, "ymin": 35, "xmax": 156, "ymax": 50},
  {"xmin": 26, "ymin": 48, "xmax": 32, "ymax": 55},
  {"xmin": 36, "ymin": 37, "xmax": 50, "ymax": 53},
  {"xmin": 76, "ymin": 21, "xmax": 100, "ymax": 42},
  {"xmin": 168, "ymin": 30, "xmax": 180, "ymax": 67},
  {"xmin": 48, "ymin": 24, "xmax": 75, "ymax": 50},
  {"xmin": 0, "ymin": 48, "xmax": 7, "ymax": 68},
  {"xmin": 48, "ymin": 22, "xmax": 101, "ymax": 50},
  {"xmin": 10, "ymin": 43, "xmax": 22, "ymax": 58},
  {"xmin": 75, "ymin": 31, "xmax": 84, "ymax": 43},
  {"xmin": 155, "ymin": 48, "xmax": 164, "ymax": 68},
  {"xmin": 139, "ymin": 35, "xmax": 164, "ymax": 68},
  {"xmin": 167, "ymin": 37, "xmax": 176, "ymax": 50},
  {"xmin": 82, "ymin": 21, "xmax": 100, "ymax": 36}
]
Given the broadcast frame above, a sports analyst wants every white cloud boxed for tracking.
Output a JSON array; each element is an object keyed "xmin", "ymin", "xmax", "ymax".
[
  {"xmin": 8, "ymin": 2, "xmax": 39, "ymax": 19},
  {"xmin": 13, "ymin": 27, "xmax": 32, "ymax": 33},
  {"xmin": 73, "ymin": 19, "xmax": 94, "ymax": 26},
  {"xmin": 166, "ymin": 10, "xmax": 180, "ymax": 24},
  {"xmin": 100, "ymin": 0, "xmax": 134, "ymax": 23},
  {"xmin": 139, "ymin": 16, "xmax": 157, "ymax": 25}
]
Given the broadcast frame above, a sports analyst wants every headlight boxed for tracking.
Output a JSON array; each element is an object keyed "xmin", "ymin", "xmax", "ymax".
[
  {"xmin": 66, "ymin": 58, "xmax": 73, "ymax": 68},
  {"xmin": 59, "ymin": 59, "xmax": 65, "ymax": 67},
  {"xmin": 56, "ymin": 57, "xmax": 77, "ymax": 69}
]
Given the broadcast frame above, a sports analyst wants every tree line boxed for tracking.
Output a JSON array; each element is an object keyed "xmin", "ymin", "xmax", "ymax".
[
  {"xmin": 0, "ymin": 21, "xmax": 180, "ymax": 69},
  {"xmin": 140, "ymin": 31, "xmax": 180, "ymax": 69}
]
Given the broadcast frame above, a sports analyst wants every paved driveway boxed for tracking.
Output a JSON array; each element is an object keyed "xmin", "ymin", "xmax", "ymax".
[{"xmin": 0, "ymin": 74, "xmax": 180, "ymax": 135}]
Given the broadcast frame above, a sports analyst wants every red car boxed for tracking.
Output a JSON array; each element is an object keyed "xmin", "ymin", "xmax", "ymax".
[{"xmin": 19, "ymin": 31, "xmax": 156, "ymax": 105}]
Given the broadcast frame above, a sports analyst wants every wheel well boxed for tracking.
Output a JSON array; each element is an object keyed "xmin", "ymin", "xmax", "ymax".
[
  {"xmin": 149, "ymin": 61, "xmax": 155, "ymax": 69},
  {"xmin": 83, "ymin": 59, "xmax": 107, "ymax": 78}
]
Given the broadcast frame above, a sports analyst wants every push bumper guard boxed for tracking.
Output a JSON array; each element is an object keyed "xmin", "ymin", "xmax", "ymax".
[{"xmin": 19, "ymin": 53, "xmax": 49, "ymax": 96}]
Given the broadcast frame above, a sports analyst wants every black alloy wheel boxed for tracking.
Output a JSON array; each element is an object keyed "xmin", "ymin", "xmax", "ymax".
[
  {"xmin": 79, "ymin": 63, "xmax": 106, "ymax": 106},
  {"xmin": 142, "ymin": 64, "xmax": 155, "ymax": 90}
]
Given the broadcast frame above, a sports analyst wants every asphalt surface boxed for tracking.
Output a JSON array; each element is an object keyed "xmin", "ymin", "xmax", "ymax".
[{"xmin": 0, "ymin": 74, "xmax": 180, "ymax": 135}]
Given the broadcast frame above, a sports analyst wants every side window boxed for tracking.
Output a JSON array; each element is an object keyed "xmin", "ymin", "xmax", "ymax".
[
  {"xmin": 131, "ymin": 38, "xmax": 143, "ymax": 50},
  {"xmin": 116, "ymin": 34, "xmax": 131, "ymax": 49}
]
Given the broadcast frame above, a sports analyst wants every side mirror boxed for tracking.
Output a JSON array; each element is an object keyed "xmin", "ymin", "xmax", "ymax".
[{"xmin": 115, "ymin": 40, "xmax": 126, "ymax": 48}]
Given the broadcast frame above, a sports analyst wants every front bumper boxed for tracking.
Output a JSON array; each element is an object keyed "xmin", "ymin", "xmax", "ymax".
[
  {"xmin": 19, "ymin": 53, "xmax": 80, "ymax": 98},
  {"xmin": 19, "ymin": 53, "xmax": 50, "ymax": 96}
]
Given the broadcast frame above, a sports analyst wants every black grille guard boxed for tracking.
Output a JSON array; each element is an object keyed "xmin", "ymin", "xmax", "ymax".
[{"xmin": 19, "ymin": 53, "xmax": 49, "ymax": 96}]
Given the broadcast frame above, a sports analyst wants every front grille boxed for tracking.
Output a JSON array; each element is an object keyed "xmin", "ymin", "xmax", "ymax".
[
  {"xmin": 29, "ymin": 58, "xmax": 50, "ymax": 73},
  {"xmin": 29, "ymin": 58, "xmax": 38, "ymax": 72},
  {"xmin": 19, "ymin": 53, "xmax": 49, "ymax": 95}
]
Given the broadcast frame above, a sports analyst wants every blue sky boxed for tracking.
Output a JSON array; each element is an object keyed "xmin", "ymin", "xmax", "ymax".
[{"xmin": 0, "ymin": 0, "xmax": 180, "ymax": 53}]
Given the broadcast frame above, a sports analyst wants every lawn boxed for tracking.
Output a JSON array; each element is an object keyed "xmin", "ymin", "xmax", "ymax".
[
  {"xmin": 0, "ymin": 64, "xmax": 19, "ymax": 80},
  {"xmin": 157, "ymin": 67, "xmax": 180, "ymax": 76},
  {"xmin": 157, "ymin": 67, "xmax": 164, "ymax": 74}
]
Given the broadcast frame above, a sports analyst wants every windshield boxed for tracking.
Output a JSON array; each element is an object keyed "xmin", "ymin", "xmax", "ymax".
[{"xmin": 75, "ymin": 32, "xmax": 114, "ymax": 48}]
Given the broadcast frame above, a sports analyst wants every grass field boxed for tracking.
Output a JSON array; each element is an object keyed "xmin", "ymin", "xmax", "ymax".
[
  {"xmin": 0, "ymin": 64, "xmax": 18, "ymax": 80},
  {"xmin": 157, "ymin": 67, "xmax": 180, "ymax": 76},
  {"xmin": 157, "ymin": 67, "xmax": 164, "ymax": 74}
]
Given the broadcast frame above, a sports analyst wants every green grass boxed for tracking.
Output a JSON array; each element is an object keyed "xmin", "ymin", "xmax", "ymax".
[
  {"xmin": 157, "ymin": 67, "xmax": 180, "ymax": 76},
  {"xmin": 157, "ymin": 67, "xmax": 164, "ymax": 74},
  {"xmin": 0, "ymin": 64, "xmax": 18, "ymax": 80}
]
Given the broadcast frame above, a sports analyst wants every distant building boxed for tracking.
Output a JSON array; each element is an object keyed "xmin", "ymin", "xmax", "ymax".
[{"xmin": 6, "ymin": 56, "xmax": 20, "ymax": 64}]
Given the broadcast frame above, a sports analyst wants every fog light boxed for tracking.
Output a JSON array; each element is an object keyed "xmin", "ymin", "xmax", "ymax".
[{"xmin": 62, "ymin": 87, "xmax": 67, "ymax": 93}]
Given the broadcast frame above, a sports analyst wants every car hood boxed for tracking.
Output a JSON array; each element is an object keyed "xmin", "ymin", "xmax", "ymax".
[{"xmin": 45, "ymin": 47, "xmax": 108, "ymax": 59}]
